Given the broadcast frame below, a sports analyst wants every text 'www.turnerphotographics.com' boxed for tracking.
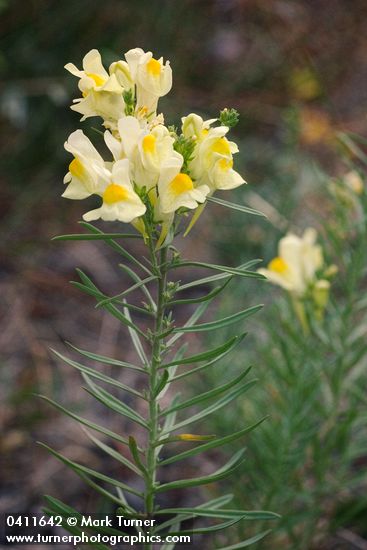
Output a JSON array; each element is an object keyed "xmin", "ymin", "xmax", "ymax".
[{"xmin": 2, "ymin": 514, "xmax": 193, "ymax": 546}]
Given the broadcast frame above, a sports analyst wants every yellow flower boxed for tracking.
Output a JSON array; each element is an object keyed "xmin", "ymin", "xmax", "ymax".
[
  {"xmin": 181, "ymin": 113, "xmax": 217, "ymax": 142},
  {"xmin": 158, "ymin": 156, "xmax": 209, "ymax": 214},
  {"xmin": 65, "ymin": 49, "xmax": 126, "ymax": 124},
  {"xmin": 125, "ymin": 48, "xmax": 172, "ymax": 115},
  {"xmin": 82, "ymin": 159, "xmax": 146, "ymax": 223},
  {"xmin": 63, "ymin": 130, "xmax": 108, "ymax": 199},
  {"xmin": 188, "ymin": 124, "xmax": 245, "ymax": 191},
  {"xmin": 109, "ymin": 60, "xmax": 134, "ymax": 90},
  {"xmin": 111, "ymin": 116, "xmax": 177, "ymax": 190},
  {"xmin": 258, "ymin": 228, "xmax": 325, "ymax": 296}
]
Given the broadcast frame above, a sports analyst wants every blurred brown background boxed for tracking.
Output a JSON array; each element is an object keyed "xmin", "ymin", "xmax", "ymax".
[{"xmin": 1, "ymin": 0, "xmax": 367, "ymax": 547}]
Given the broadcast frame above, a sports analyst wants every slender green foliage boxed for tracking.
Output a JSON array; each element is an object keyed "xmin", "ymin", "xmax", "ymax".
[
  {"xmin": 43, "ymin": 199, "xmax": 279, "ymax": 548},
  {"xmin": 202, "ymin": 134, "xmax": 367, "ymax": 548}
]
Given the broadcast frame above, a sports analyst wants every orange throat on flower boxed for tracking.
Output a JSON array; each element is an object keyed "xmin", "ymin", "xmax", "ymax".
[
  {"xmin": 85, "ymin": 72, "xmax": 106, "ymax": 87},
  {"xmin": 69, "ymin": 158, "xmax": 85, "ymax": 180},
  {"xmin": 268, "ymin": 256, "xmax": 289, "ymax": 274},
  {"xmin": 169, "ymin": 173, "xmax": 194, "ymax": 196},
  {"xmin": 142, "ymin": 134, "xmax": 156, "ymax": 154},
  {"xmin": 146, "ymin": 58, "xmax": 161, "ymax": 77},
  {"xmin": 211, "ymin": 137, "xmax": 231, "ymax": 156},
  {"xmin": 103, "ymin": 183, "xmax": 129, "ymax": 204}
]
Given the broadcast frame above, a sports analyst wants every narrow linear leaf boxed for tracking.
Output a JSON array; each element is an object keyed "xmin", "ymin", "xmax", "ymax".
[
  {"xmin": 73, "ymin": 270, "xmax": 147, "ymax": 339},
  {"xmin": 73, "ymin": 267, "xmax": 99, "ymax": 290},
  {"xmin": 72, "ymin": 280, "xmax": 151, "ymax": 323},
  {"xmin": 177, "ymin": 260, "xmax": 262, "ymax": 291},
  {"xmin": 216, "ymin": 530, "xmax": 273, "ymax": 549},
  {"xmin": 155, "ymin": 393, "xmax": 181, "ymax": 458},
  {"xmin": 119, "ymin": 263, "xmax": 156, "ymax": 310},
  {"xmin": 96, "ymin": 275, "xmax": 157, "ymax": 308},
  {"xmin": 155, "ymin": 508, "xmax": 278, "ymax": 521},
  {"xmin": 51, "ymin": 348, "xmax": 144, "ymax": 399},
  {"xmin": 115, "ymin": 489, "xmax": 137, "ymax": 516},
  {"xmin": 200, "ymin": 494, "xmax": 235, "ymax": 509},
  {"xmin": 162, "ymin": 334, "xmax": 240, "ymax": 368},
  {"xmin": 39, "ymin": 443, "xmax": 142, "ymax": 497},
  {"xmin": 154, "ymin": 370, "xmax": 169, "ymax": 398},
  {"xmin": 172, "ymin": 304, "xmax": 263, "ymax": 333},
  {"xmin": 156, "ymin": 449, "xmax": 245, "ymax": 493},
  {"xmin": 161, "ymin": 367, "xmax": 252, "ymax": 417},
  {"xmin": 171, "ymin": 334, "xmax": 247, "ymax": 382},
  {"xmin": 158, "ymin": 344, "xmax": 187, "ymax": 400},
  {"xmin": 70, "ymin": 280, "xmax": 105, "ymax": 300},
  {"xmin": 120, "ymin": 301, "xmax": 154, "ymax": 317},
  {"xmin": 337, "ymin": 132, "xmax": 367, "ymax": 165},
  {"xmin": 162, "ymin": 379, "xmax": 257, "ymax": 434},
  {"xmin": 83, "ymin": 379, "xmax": 148, "ymax": 429},
  {"xmin": 82, "ymin": 428, "xmax": 141, "ymax": 476},
  {"xmin": 128, "ymin": 436, "xmax": 148, "ymax": 476},
  {"xmin": 44, "ymin": 496, "xmax": 132, "ymax": 538},
  {"xmin": 74, "ymin": 469, "xmax": 136, "ymax": 508},
  {"xmin": 342, "ymin": 131, "xmax": 367, "ymax": 146},
  {"xmin": 157, "ymin": 434, "xmax": 216, "ymax": 446},
  {"xmin": 52, "ymin": 232, "xmax": 143, "ymax": 241},
  {"xmin": 160, "ymin": 417, "xmax": 267, "ymax": 466},
  {"xmin": 166, "ymin": 302, "xmax": 209, "ymax": 347},
  {"xmin": 167, "ymin": 517, "xmax": 243, "ymax": 536},
  {"xmin": 207, "ymin": 195, "xmax": 267, "ymax": 218},
  {"xmin": 79, "ymin": 221, "xmax": 152, "ymax": 275},
  {"xmin": 66, "ymin": 342, "xmax": 145, "ymax": 373},
  {"xmin": 155, "ymin": 494, "xmax": 234, "ymax": 533},
  {"xmin": 124, "ymin": 301, "xmax": 154, "ymax": 317},
  {"xmin": 44, "ymin": 495, "xmax": 82, "ymax": 517},
  {"xmin": 123, "ymin": 302, "xmax": 148, "ymax": 364},
  {"xmin": 167, "ymin": 279, "xmax": 230, "ymax": 306},
  {"xmin": 105, "ymin": 302, "xmax": 147, "ymax": 339},
  {"xmin": 171, "ymin": 260, "xmax": 265, "ymax": 281},
  {"xmin": 37, "ymin": 395, "xmax": 131, "ymax": 447}
]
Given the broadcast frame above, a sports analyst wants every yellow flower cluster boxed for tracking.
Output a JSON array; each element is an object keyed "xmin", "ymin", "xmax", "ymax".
[{"xmin": 63, "ymin": 48, "xmax": 246, "ymax": 237}]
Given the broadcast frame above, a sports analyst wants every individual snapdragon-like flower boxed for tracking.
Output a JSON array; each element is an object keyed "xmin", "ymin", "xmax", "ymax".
[
  {"xmin": 105, "ymin": 116, "xmax": 177, "ymax": 190},
  {"xmin": 65, "ymin": 50, "xmax": 126, "ymax": 125},
  {"xmin": 158, "ymin": 155, "xmax": 210, "ymax": 214},
  {"xmin": 82, "ymin": 159, "xmax": 146, "ymax": 223},
  {"xmin": 136, "ymin": 124, "xmax": 177, "ymax": 189},
  {"xmin": 182, "ymin": 113, "xmax": 217, "ymax": 142},
  {"xmin": 258, "ymin": 228, "xmax": 329, "ymax": 297},
  {"xmin": 109, "ymin": 60, "xmax": 134, "ymax": 90},
  {"xmin": 182, "ymin": 114, "xmax": 245, "ymax": 191},
  {"xmin": 63, "ymin": 130, "xmax": 107, "ymax": 199},
  {"xmin": 125, "ymin": 48, "xmax": 172, "ymax": 115}
]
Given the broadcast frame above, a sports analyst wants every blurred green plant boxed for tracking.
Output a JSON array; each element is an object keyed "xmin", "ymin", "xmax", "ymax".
[{"xmin": 203, "ymin": 133, "xmax": 367, "ymax": 549}]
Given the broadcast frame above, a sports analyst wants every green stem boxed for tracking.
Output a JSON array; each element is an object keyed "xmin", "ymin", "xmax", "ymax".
[
  {"xmin": 291, "ymin": 296, "xmax": 309, "ymax": 336},
  {"xmin": 145, "ymin": 243, "xmax": 168, "ymax": 524}
]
